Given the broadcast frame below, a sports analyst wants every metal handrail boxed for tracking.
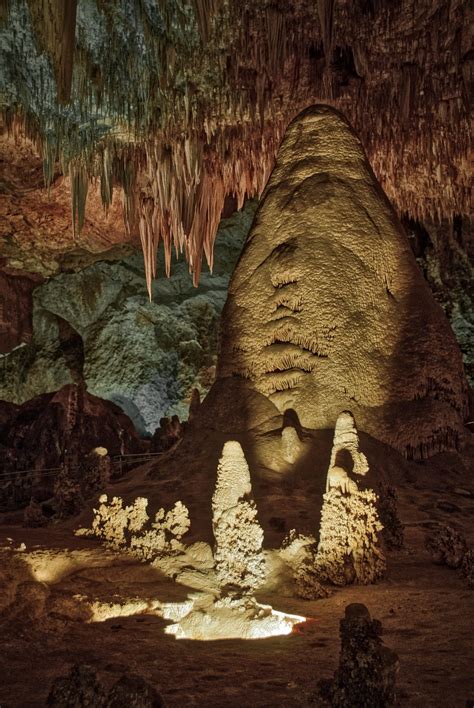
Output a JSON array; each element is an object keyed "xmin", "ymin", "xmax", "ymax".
[{"xmin": 0, "ymin": 451, "xmax": 163, "ymax": 481}]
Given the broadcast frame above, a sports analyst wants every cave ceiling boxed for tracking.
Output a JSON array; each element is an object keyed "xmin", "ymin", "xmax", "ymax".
[{"xmin": 0, "ymin": 0, "xmax": 472, "ymax": 292}]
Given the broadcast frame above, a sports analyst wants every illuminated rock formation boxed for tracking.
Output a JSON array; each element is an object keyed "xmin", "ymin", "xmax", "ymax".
[
  {"xmin": 328, "ymin": 412, "xmax": 368, "ymax": 477},
  {"xmin": 212, "ymin": 441, "xmax": 265, "ymax": 596},
  {"xmin": 281, "ymin": 425, "xmax": 303, "ymax": 464},
  {"xmin": 82, "ymin": 495, "xmax": 190, "ymax": 560},
  {"xmin": 280, "ymin": 531, "xmax": 329, "ymax": 600},
  {"xmin": 216, "ymin": 105, "xmax": 468, "ymax": 456},
  {"xmin": 315, "ymin": 487, "xmax": 386, "ymax": 586},
  {"xmin": 326, "ymin": 412, "xmax": 366, "ymax": 493}
]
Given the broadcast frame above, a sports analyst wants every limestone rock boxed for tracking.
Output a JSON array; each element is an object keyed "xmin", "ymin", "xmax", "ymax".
[
  {"xmin": 47, "ymin": 664, "xmax": 106, "ymax": 707},
  {"xmin": 326, "ymin": 466, "xmax": 358, "ymax": 495},
  {"xmin": 316, "ymin": 603, "xmax": 399, "ymax": 707},
  {"xmin": 212, "ymin": 441, "xmax": 265, "ymax": 596},
  {"xmin": 85, "ymin": 494, "xmax": 191, "ymax": 561},
  {"xmin": 106, "ymin": 674, "xmax": 163, "ymax": 707},
  {"xmin": 0, "ymin": 202, "xmax": 256, "ymax": 434},
  {"xmin": 0, "ymin": 384, "xmax": 142, "ymax": 485},
  {"xmin": 281, "ymin": 425, "xmax": 303, "ymax": 464},
  {"xmin": 425, "ymin": 525, "xmax": 468, "ymax": 569},
  {"xmin": 280, "ymin": 531, "xmax": 329, "ymax": 600},
  {"xmin": 316, "ymin": 489, "xmax": 386, "ymax": 585},
  {"xmin": 329, "ymin": 412, "xmax": 369, "ymax": 477},
  {"xmin": 378, "ymin": 485, "xmax": 404, "ymax": 550},
  {"xmin": 47, "ymin": 665, "xmax": 163, "ymax": 708},
  {"xmin": 216, "ymin": 105, "xmax": 468, "ymax": 457}
]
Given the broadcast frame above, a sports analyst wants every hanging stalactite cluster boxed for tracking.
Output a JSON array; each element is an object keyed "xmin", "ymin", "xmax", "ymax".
[{"xmin": 1, "ymin": 0, "xmax": 471, "ymax": 295}]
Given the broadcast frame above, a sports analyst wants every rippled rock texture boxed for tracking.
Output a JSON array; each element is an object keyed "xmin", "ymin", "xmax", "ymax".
[{"xmin": 216, "ymin": 105, "xmax": 469, "ymax": 457}]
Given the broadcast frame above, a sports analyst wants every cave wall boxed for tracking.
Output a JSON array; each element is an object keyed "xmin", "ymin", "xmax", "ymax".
[
  {"xmin": 404, "ymin": 216, "xmax": 473, "ymax": 385},
  {"xmin": 1, "ymin": 200, "xmax": 471, "ymax": 439},
  {"xmin": 0, "ymin": 202, "xmax": 256, "ymax": 434}
]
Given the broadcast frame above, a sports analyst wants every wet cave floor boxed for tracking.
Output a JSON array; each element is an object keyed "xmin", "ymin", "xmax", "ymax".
[{"xmin": 1, "ymin": 458, "xmax": 473, "ymax": 707}]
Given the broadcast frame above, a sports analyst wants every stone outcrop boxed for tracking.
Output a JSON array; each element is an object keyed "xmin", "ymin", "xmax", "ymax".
[
  {"xmin": 212, "ymin": 441, "xmax": 265, "ymax": 596},
  {"xmin": 215, "ymin": 105, "xmax": 468, "ymax": 457},
  {"xmin": 425, "ymin": 525, "xmax": 469, "ymax": 570},
  {"xmin": 0, "ymin": 384, "xmax": 142, "ymax": 473},
  {"xmin": 47, "ymin": 664, "xmax": 163, "ymax": 707},
  {"xmin": 316, "ymin": 603, "xmax": 399, "ymax": 707},
  {"xmin": 0, "ymin": 202, "xmax": 255, "ymax": 434}
]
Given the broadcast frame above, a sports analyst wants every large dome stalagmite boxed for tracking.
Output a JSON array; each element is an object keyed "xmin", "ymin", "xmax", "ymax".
[{"xmin": 216, "ymin": 105, "xmax": 469, "ymax": 458}]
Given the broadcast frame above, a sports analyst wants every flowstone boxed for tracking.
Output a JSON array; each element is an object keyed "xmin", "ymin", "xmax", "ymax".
[
  {"xmin": 163, "ymin": 593, "xmax": 305, "ymax": 641},
  {"xmin": 214, "ymin": 105, "xmax": 468, "ymax": 457}
]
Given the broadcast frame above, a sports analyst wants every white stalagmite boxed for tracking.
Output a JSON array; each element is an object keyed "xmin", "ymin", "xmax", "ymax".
[
  {"xmin": 329, "ymin": 411, "xmax": 369, "ymax": 475},
  {"xmin": 316, "ymin": 414, "xmax": 385, "ymax": 585},
  {"xmin": 212, "ymin": 441, "xmax": 266, "ymax": 596},
  {"xmin": 281, "ymin": 425, "xmax": 303, "ymax": 464},
  {"xmin": 326, "ymin": 411, "xmax": 368, "ymax": 493},
  {"xmin": 315, "ymin": 489, "xmax": 386, "ymax": 586}
]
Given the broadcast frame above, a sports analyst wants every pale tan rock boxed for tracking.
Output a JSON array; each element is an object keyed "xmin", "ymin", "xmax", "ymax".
[
  {"xmin": 281, "ymin": 425, "xmax": 303, "ymax": 464},
  {"xmin": 326, "ymin": 466, "xmax": 358, "ymax": 495},
  {"xmin": 212, "ymin": 441, "xmax": 265, "ymax": 596},
  {"xmin": 280, "ymin": 530, "xmax": 329, "ymax": 600},
  {"xmin": 85, "ymin": 494, "xmax": 190, "ymax": 560},
  {"xmin": 315, "ymin": 489, "xmax": 386, "ymax": 585},
  {"xmin": 329, "ymin": 412, "xmax": 368, "ymax": 477},
  {"xmin": 164, "ymin": 594, "xmax": 305, "ymax": 640},
  {"xmin": 215, "ymin": 105, "xmax": 468, "ymax": 457}
]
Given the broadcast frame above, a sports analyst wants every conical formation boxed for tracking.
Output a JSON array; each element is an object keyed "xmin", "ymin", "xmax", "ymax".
[
  {"xmin": 216, "ymin": 105, "xmax": 468, "ymax": 458},
  {"xmin": 212, "ymin": 441, "xmax": 265, "ymax": 597}
]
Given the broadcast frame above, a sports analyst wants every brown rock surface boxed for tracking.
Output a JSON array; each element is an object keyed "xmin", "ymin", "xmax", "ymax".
[
  {"xmin": 0, "ymin": 384, "xmax": 143, "ymax": 474},
  {"xmin": 0, "ymin": 269, "xmax": 41, "ymax": 353}
]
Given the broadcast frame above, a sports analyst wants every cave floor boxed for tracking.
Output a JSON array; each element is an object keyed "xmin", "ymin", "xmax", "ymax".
[{"xmin": 1, "ymin": 456, "xmax": 473, "ymax": 707}]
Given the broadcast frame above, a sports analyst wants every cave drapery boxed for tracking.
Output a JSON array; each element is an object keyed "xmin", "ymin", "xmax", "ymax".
[{"xmin": 1, "ymin": 0, "xmax": 471, "ymax": 295}]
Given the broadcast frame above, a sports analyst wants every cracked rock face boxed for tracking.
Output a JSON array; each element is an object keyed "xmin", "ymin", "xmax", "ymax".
[{"xmin": 216, "ymin": 105, "xmax": 468, "ymax": 457}]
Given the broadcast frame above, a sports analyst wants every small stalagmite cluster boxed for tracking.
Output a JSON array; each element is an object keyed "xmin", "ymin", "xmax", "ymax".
[{"xmin": 78, "ymin": 495, "xmax": 190, "ymax": 560}]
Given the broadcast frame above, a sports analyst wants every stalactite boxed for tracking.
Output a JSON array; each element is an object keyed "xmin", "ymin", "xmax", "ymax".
[
  {"xmin": 2, "ymin": 0, "xmax": 470, "ymax": 295},
  {"xmin": 191, "ymin": 0, "xmax": 221, "ymax": 43},
  {"xmin": 27, "ymin": 0, "xmax": 77, "ymax": 103},
  {"xmin": 70, "ymin": 162, "xmax": 89, "ymax": 237}
]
